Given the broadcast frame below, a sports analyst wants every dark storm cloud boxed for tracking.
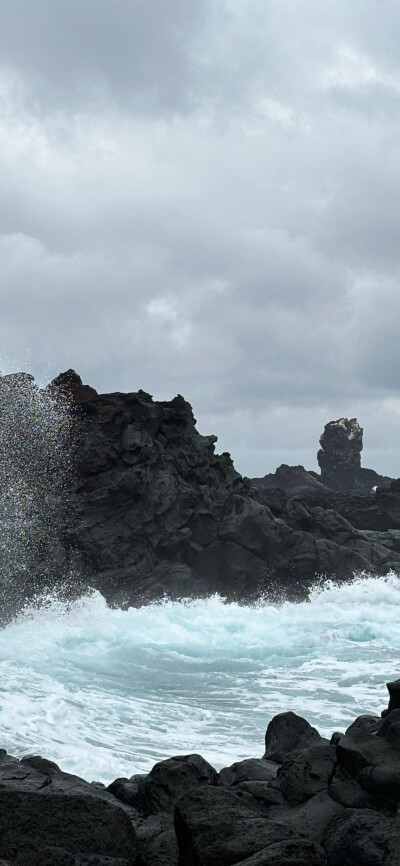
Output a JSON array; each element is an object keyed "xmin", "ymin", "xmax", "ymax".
[
  {"xmin": 1, "ymin": 0, "xmax": 400, "ymax": 477},
  {"xmin": 0, "ymin": 0, "xmax": 208, "ymax": 111}
]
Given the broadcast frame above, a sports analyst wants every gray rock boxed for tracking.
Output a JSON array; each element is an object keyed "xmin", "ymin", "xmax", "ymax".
[
  {"xmin": 329, "ymin": 777, "xmax": 376, "ymax": 808},
  {"xmin": 0, "ymin": 790, "xmax": 137, "ymax": 863},
  {"xmin": 268, "ymin": 790, "xmax": 344, "ymax": 844},
  {"xmin": 323, "ymin": 809, "xmax": 394, "ymax": 866},
  {"xmin": 143, "ymin": 754, "xmax": 217, "ymax": 815},
  {"xmin": 263, "ymin": 711, "xmax": 322, "ymax": 764},
  {"xmin": 277, "ymin": 743, "xmax": 336, "ymax": 804},
  {"xmin": 219, "ymin": 759, "xmax": 279, "ymax": 787},
  {"xmin": 233, "ymin": 839, "xmax": 327, "ymax": 865},
  {"xmin": 235, "ymin": 781, "xmax": 285, "ymax": 807},
  {"xmin": 174, "ymin": 786, "xmax": 293, "ymax": 866},
  {"xmin": 136, "ymin": 813, "xmax": 179, "ymax": 866},
  {"xmin": 336, "ymin": 726, "xmax": 396, "ymax": 777}
]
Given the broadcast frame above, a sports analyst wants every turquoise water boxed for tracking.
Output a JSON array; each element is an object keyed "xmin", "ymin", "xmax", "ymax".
[{"xmin": 0, "ymin": 575, "xmax": 398, "ymax": 784}]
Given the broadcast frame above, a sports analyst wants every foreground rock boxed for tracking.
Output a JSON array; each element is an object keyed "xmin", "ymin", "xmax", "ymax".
[{"xmin": 3, "ymin": 681, "xmax": 400, "ymax": 864}]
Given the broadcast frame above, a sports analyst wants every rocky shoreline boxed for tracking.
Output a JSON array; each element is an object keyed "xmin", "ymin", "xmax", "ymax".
[
  {"xmin": 0, "ymin": 680, "xmax": 399, "ymax": 864},
  {"xmin": 2, "ymin": 368, "xmax": 400, "ymax": 618}
]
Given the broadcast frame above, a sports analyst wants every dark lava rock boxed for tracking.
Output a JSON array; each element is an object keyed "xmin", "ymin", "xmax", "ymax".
[
  {"xmin": 318, "ymin": 418, "xmax": 363, "ymax": 491},
  {"xmin": 0, "ymin": 751, "xmax": 137, "ymax": 863},
  {"xmin": 233, "ymin": 839, "xmax": 328, "ymax": 865},
  {"xmin": 323, "ymin": 809, "xmax": 394, "ymax": 866},
  {"xmin": 135, "ymin": 813, "xmax": 179, "ymax": 866},
  {"xmin": 252, "ymin": 464, "xmax": 328, "ymax": 495},
  {"xmin": 317, "ymin": 417, "xmax": 391, "ymax": 492},
  {"xmin": 2, "ymin": 370, "xmax": 400, "ymax": 613},
  {"xmin": 143, "ymin": 754, "xmax": 217, "ymax": 815},
  {"xmin": 329, "ymin": 776, "xmax": 376, "ymax": 808},
  {"xmin": 0, "ymin": 790, "xmax": 136, "ymax": 863},
  {"xmin": 219, "ymin": 758, "xmax": 279, "ymax": 787},
  {"xmin": 14, "ymin": 852, "xmax": 131, "ymax": 866},
  {"xmin": 263, "ymin": 711, "xmax": 322, "ymax": 763},
  {"xmin": 107, "ymin": 774, "xmax": 146, "ymax": 812},
  {"xmin": 336, "ymin": 725, "xmax": 395, "ymax": 777},
  {"xmin": 277, "ymin": 743, "xmax": 336, "ymax": 804},
  {"xmin": 387, "ymin": 679, "xmax": 400, "ymax": 714},
  {"xmin": 174, "ymin": 786, "xmax": 294, "ymax": 866},
  {"xmin": 235, "ymin": 781, "xmax": 285, "ymax": 807},
  {"xmin": 269, "ymin": 790, "xmax": 344, "ymax": 844}
]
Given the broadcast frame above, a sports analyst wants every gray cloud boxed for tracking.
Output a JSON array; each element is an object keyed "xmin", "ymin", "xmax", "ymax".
[{"xmin": 0, "ymin": 0, "xmax": 400, "ymax": 478}]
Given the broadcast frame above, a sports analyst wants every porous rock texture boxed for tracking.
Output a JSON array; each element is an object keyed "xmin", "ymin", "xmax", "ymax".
[
  {"xmin": 2, "ymin": 681, "xmax": 400, "ymax": 864},
  {"xmin": 2, "ymin": 370, "xmax": 400, "ymax": 612},
  {"xmin": 54, "ymin": 373, "xmax": 400, "ymax": 605}
]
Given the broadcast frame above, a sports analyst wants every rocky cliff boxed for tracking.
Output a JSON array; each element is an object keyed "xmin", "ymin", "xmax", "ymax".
[
  {"xmin": 1, "ymin": 369, "xmax": 400, "ymax": 614},
  {"xmin": 54, "ymin": 373, "xmax": 400, "ymax": 606}
]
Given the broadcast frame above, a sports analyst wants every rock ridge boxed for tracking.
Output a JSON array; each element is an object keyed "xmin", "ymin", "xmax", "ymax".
[{"xmin": 1, "ymin": 369, "xmax": 400, "ymax": 612}]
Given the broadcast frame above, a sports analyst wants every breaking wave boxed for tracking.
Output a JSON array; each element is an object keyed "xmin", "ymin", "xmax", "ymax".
[{"xmin": 0, "ymin": 574, "xmax": 399, "ymax": 783}]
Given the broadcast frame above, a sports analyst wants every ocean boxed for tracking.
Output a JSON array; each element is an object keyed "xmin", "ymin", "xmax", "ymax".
[{"xmin": 0, "ymin": 574, "xmax": 397, "ymax": 784}]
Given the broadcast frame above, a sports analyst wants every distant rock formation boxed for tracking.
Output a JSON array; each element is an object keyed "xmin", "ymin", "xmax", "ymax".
[
  {"xmin": 318, "ymin": 418, "xmax": 391, "ymax": 492},
  {"xmin": 253, "ymin": 417, "xmax": 393, "ymax": 495},
  {"xmin": 252, "ymin": 464, "xmax": 328, "ymax": 496}
]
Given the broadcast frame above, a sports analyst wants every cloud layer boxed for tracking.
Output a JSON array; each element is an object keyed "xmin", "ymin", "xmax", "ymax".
[{"xmin": 1, "ymin": 0, "xmax": 400, "ymax": 476}]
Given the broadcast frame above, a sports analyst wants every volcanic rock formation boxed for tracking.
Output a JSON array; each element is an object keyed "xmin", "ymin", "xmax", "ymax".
[
  {"xmin": 1, "ymin": 369, "xmax": 400, "ymax": 614},
  {"xmin": 253, "ymin": 417, "xmax": 392, "ymax": 495},
  {"xmin": 318, "ymin": 418, "xmax": 391, "ymax": 492}
]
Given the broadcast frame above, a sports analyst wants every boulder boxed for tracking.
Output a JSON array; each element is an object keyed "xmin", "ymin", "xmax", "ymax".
[
  {"xmin": 233, "ymin": 839, "xmax": 327, "ymax": 865},
  {"xmin": 219, "ymin": 758, "xmax": 279, "ymax": 787},
  {"xmin": 263, "ymin": 712, "xmax": 322, "ymax": 763},
  {"xmin": 135, "ymin": 813, "xmax": 179, "ymax": 866},
  {"xmin": 0, "ymin": 752, "xmax": 137, "ymax": 863},
  {"xmin": 143, "ymin": 754, "xmax": 217, "ymax": 815},
  {"xmin": 277, "ymin": 743, "xmax": 336, "ymax": 804},
  {"xmin": 174, "ymin": 786, "xmax": 293, "ymax": 866},
  {"xmin": 0, "ymin": 790, "xmax": 137, "ymax": 863},
  {"xmin": 323, "ymin": 809, "xmax": 394, "ymax": 866}
]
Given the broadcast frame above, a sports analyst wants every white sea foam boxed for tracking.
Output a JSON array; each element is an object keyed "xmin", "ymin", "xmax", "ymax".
[{"xmin": 1, "ymin": 574, "xmax": 400, "ymax": 783}]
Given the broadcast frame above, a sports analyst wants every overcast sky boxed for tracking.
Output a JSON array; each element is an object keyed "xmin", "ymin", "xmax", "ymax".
[{"xmin": 0, "ymin": 0, "xmax": 400, "ymax": 477}]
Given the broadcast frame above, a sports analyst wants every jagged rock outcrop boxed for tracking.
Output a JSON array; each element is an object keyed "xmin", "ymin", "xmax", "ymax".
[
  {"xmin": 2, "ymin": 681, "xmax": 400, "ymax": 864},
  {"xmin": 253, "ymin": 417, "xmax": 393, "ymax": 496},
  {"xmin": 49, "ymin": 372, "xmax": 400, "ymax": 605},
  {"xmin": 1, "ymin": 369, "xmax": 400, "ymax": 614},
  {"xmin": 252, "ymin": 465, "xmax": 328, "ymax": 496},
  {"xmin": 317, "ymin": 418, "xmax": 391, "ymax": 492}
]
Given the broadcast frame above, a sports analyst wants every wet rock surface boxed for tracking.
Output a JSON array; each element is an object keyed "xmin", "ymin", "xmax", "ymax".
[
  {"xmin": 1, "ymin": 371, "xmax": 400, "ymax": 611},
  {"xmin": 2, "ymin": 682, "xmax": 400, "ymax": 864},
  {"xmin": 45, "ymin": 375, "xmax": 400, "ymax": 605}
]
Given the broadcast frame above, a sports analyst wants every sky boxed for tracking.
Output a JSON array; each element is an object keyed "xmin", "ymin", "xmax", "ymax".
[{"xmin": 0, "ymin": 0, "xmax": 400, "ymax": 478}]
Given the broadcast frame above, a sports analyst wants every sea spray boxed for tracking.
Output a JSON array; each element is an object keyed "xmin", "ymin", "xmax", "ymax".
[
  {"xmin": 0, "ymin": 574, "xmax": 398, "ymax": 783},
  {"xmin": 0, "ymin": 372, "xmax": 75, "ymax": 616}
]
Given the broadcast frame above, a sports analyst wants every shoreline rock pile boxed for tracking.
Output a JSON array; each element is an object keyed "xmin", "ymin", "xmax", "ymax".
[{"xmin": 1, "ymin": 681, "xmax": 400, "ymax": 864}]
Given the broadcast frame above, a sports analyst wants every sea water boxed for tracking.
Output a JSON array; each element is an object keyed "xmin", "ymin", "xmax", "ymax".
[{"xmin": 0, "ymin": 574, "xmax": 399, "ymax": 784}]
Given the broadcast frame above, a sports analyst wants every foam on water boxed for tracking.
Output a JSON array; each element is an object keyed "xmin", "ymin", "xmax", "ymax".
[{"xmin": 1, "ymin": 574, "xmax": 400, "ymax": 783}]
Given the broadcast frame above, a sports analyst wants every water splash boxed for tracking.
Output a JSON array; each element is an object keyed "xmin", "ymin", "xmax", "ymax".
[
  {"xmin": 0, "ymin": 575, "xmax": 398, "ymax": 783},
  {"xmin": 0, "ymin": 372, "xmax": 75, "ymax": 615}
]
